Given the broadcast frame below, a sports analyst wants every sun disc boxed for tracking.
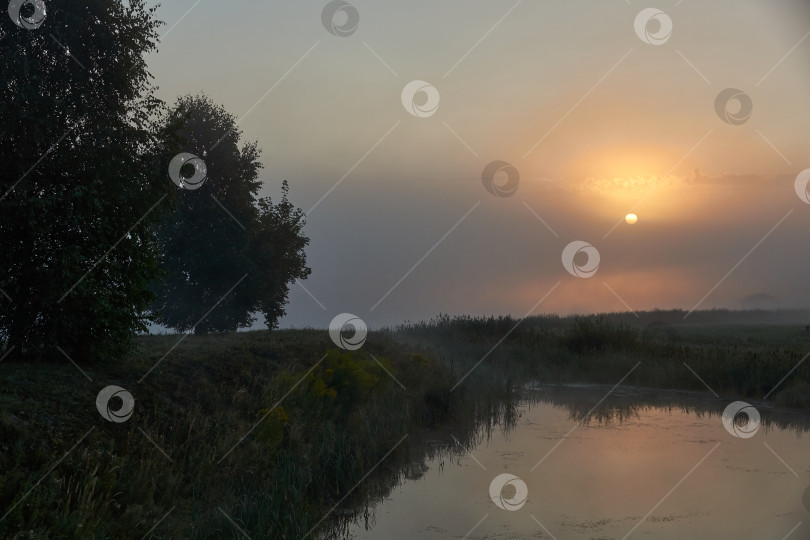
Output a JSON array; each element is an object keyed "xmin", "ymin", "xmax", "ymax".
[{"xmin": 625, "ymin": 213, "xmax": 638, "ymax": 225}]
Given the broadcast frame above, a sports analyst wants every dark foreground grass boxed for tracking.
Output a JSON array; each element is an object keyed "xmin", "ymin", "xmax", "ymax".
[
  {"xmin": 0, "ymin": 330, "xmax": 514, "ymax": 538},
  {"xmin": 2, "ymin": 310, "xmax": 810, "ymax": 537}
]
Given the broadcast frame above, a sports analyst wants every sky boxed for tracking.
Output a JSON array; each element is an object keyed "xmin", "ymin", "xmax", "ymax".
[{"xmin": 145, "ymin": 0, "xmax": 810, "ymax": 329}]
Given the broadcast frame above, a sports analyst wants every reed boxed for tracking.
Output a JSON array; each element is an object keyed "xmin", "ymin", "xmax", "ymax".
[{"xmin": 2, "ymin": 311, "xmax": 808, "ymax": 537}]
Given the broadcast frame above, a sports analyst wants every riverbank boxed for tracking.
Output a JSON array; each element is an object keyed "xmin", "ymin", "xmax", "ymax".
[
  {"xmin": 395, "ymin": 311, "xmax": 810, "ymax": 409},
  {"xmin": 2, "ymin": 312, "xmax": 809, "ymax": 537},
  {"xmin": 0, "ymin": 329, "xmax": 512, "ymax": 538}
]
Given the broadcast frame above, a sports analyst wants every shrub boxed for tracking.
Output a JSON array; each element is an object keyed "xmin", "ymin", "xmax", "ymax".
[
  {"xmin": 282, "ymin": 350, "xmax": 389, "ymax": 420},
  {"xmin": 255, "ymin": 406, "xmax": 289, "ymax": 452}
]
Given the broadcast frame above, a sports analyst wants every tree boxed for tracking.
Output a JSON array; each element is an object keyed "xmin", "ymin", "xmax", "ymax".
[
  {"xmin": 0, "ymin": 1, "xmax": 176, "ymax": 361},
  {"xmin": 150, "ymin": 95, "xmax": 310, "ymax": 334}
]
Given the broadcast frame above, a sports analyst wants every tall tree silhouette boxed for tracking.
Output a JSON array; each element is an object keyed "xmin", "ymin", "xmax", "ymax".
[
  {"xmin": 0, "ymin": 1, "xmax": 176, "ymax": 361},
  {"xmin": 151, "ymin": 95, "xmax": 310, "ymax": 334}
]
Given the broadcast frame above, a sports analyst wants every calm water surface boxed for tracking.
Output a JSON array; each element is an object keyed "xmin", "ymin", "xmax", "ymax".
[{"xmin": 348, "ymin": 385, "xmax": 810, "ymax": 539}]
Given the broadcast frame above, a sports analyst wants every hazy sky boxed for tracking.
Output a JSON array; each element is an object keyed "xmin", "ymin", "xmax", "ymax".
[{"xmin": 146, "ymin": 0, "xmax": 810, "ymax": 329}]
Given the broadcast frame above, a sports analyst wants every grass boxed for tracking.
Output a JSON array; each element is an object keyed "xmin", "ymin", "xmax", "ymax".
[
  {"xmin": 2, "ymin": 309, "xmax": 810, "ymax": 537},
  {"xmin": 392, "ymin": 310, "xmax": 810, "ymax": 408},
  {"xmin": 0, "ymin": 330, "xmax": 513, "ymax": 538}
]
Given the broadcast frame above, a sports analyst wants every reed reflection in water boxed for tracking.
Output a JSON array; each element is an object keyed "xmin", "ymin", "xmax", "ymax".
[{"xmin": 345, "ymin": 385, "xmax": 810, "ymax": 539}]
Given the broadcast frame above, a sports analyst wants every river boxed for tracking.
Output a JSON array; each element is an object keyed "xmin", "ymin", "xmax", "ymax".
[{"xmin": 345, "ymin": 384, "xmax": 810, "ymax": 539}]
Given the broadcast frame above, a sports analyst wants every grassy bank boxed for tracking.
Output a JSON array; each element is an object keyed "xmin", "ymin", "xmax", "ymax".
[
  {"xmin": 0, "ymin": 330, "xmax": 514, "ymax": 538},
  {"xmin": 2, "ymin": 311, "xmax": 810, "ymax": 537}
]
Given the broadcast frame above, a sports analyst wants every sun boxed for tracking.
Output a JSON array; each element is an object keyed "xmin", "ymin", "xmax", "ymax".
[{"xmin": 625, "ymin": 213, "xmax": 638, "ymax": 225}]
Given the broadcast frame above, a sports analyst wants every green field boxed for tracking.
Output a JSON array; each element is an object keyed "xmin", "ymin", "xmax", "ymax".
[{"xmin": 2, "ymin": 310, "xmax": 809, "ymax": 538}]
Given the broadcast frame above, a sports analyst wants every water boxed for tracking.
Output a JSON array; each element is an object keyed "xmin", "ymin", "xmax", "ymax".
[{"xmin": 346, "ymin": 385, "xmax": 810, "ymax": 539}]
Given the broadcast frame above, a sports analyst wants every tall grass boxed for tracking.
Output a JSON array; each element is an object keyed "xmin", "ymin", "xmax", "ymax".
[
  {"xmin": 389, "ymin": 311, "xmax": 810, "ymax": 408},
  {"xmin": 3, "ymin": 311, "xmax": 810, "ymax": 537},
  {"xmin": 0, "ymin": 330, "xmax": 519, "ymax": 538}
]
